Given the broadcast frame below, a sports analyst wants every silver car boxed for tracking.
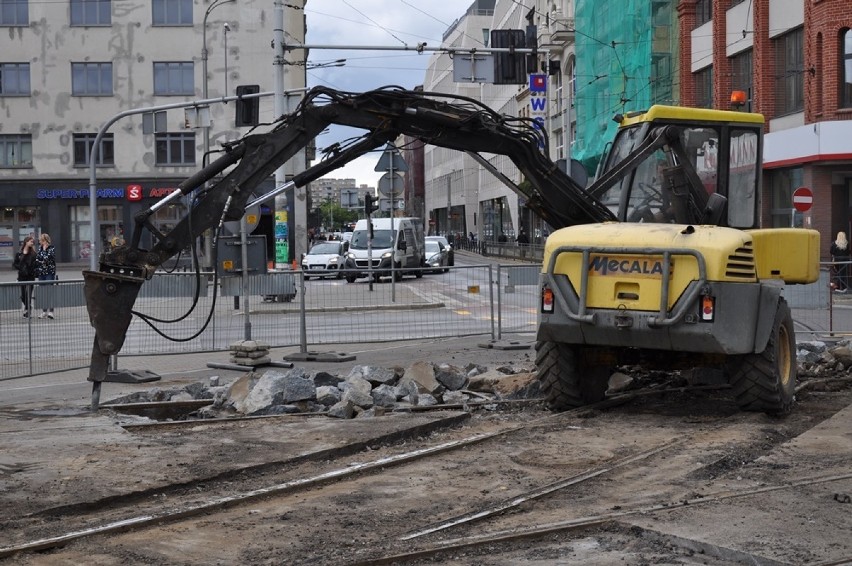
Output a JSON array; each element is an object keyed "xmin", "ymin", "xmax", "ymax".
[
  {"xmin": 301, "ymin": 241, "xmax": 348, "ymax": 279},
  {"xmin": 425, "ymin": 240, "xmax": 449, "ymax": 273},
  {"xmin": 425, "ymin": 235, "xmax": 454, "ymax": 265}
]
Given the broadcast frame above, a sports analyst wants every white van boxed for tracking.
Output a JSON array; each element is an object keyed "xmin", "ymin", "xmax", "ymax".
[{"xmin": 344, "ymin": 218, "xmax": 425, "ymax": 282}]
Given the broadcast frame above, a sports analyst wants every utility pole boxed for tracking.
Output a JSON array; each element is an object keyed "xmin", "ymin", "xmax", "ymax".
[
  {"xmin": 273, "ymin": 0, "xmax": 308, "ymax": 269},
  {"xmin": 273, "ymin": 0, "xmax": 289, "ymax": 270}
]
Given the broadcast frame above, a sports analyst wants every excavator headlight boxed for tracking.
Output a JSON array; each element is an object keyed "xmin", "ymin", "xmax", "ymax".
[{"xmin": 541, "ymin": 286, "xmax": 554, "ymax": 313}]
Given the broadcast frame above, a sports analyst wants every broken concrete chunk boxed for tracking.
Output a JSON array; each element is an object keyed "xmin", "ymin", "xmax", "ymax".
[
  {"xmin": 232, "ymin": 349, "xmax": 271, "ymax": 360},
  {"xmin": 229, "ymin": 340, "xmax": 270, "ymax": 352},
  {"xmin": 371, "ymin": 384, "xmax": 397, "ymax": 408},
  {"xmin": 441, "ymin": 390, "xmax": 467, "ymax": 405},
  {"xmin": 466, "ymin": 369, "xmax": 511, "ymax": 393},
  {"xmin": 345, "ymin": 375, "xmax": 373, "ymax": 396},
  {"xmin": 315, "ymin": 385, "xmax": 341, "ymax": 407},
  {"xmin": 342, "ymin": 388, "xmax": 374, "ymax": 409},
  {"xmin": 434, "ymin": 363, "xmax": 467, "ymax": 391},
  {"xmin": 415, "ymin": 393, "xmax": 438, "ymax": 407},
  {"xmin": 492, "ymin": 372, "xmax": 540, "ymax": 399},
  {"xmin": 607, "ymin": 371, "xmax": 634, "ymax": 394},
  {"xmin": 274, "ymin": 374, "xmax": 316, "ymax": 404},
  {"xmin": 313, "ymin": 371, "xmax": 343, "ymax": 387},
  {"xmin": 465, "ymin": 363, "xmax": 487, "ymax": 377},
  {"xmin": 327, "ymin": 399, "xmax": 355, "ymax": 419},
  {"xmin": 400, "ymin": 360, "xmax": 443, "ymax": 395}
]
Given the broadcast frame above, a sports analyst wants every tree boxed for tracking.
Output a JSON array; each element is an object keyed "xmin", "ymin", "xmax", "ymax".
[{"xmin": 318, "ymin": 198, "xmax": 358, "ymax": 231}]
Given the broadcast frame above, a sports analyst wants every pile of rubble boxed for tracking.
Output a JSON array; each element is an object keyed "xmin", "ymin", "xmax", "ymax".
[
  {"xmin": 106, "ymin": 340, "xmax": 852, "ymax": 420},
  {"xmin": 798, "ymin": 339, "xmax": 852, "ymax": 378},
  {"xmin": 108, "ymin": 360, "xmax": 541, "ymax": 420}
]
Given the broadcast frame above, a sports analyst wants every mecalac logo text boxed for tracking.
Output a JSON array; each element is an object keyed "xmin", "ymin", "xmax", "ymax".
[{"xmin": 590, "ymin": 256, "xmax": 670, "ymax": 276}]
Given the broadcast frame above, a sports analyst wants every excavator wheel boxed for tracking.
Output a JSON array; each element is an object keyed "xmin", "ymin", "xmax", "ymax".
[
  {"xmin": 535, "ymin": 341, "xmax": 609, "ymax": 411},
  {"xmin": 726, "ymin": 300, "xmax": 796, "ymax": 416}
]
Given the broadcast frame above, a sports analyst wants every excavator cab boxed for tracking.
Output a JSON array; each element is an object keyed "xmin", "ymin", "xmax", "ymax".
[{"xmin": 591, "ymin": 106, "xmax": 764, "ymax": 229}]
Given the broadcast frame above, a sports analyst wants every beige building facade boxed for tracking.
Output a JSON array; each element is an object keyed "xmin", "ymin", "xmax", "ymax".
[{"xmin": 0, "ymin": 0, "xmax": 305, "ymax": 262}]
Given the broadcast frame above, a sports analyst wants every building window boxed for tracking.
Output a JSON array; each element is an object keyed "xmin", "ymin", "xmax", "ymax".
[
  {"xmin": 842, "ymin": 28, "xmax": 852, "ymax": 108},
  {"xmin": 71, "ymin": 62, "xmax": 113, "ymax": 96},
  {"xmin": 695, "ymin": 0, "xmax": 711, "ymax": 27},
  {"xmin": 73, "ymin": 133, "xmax": 114, "ymax": 167},
  {"xmin": 774, "ymin": 27, "xmax": 804, "ymax": 116},
  {"xmin": 0, "ymin": 62, "xmax": 30, "ymax": 95},
  {"xmin": 153, "ymin": 62, "xmax": 194, "ymax": 95},
  {"xmin": 0, "ymin": 134, "xmax": 32, "ymax": 167},
  {"xmin": 0, "ymin": 0, "xmax": 28, "ymax": 26},
  {"xmin": 731, "ymin": 49, "xmax": 753, "ymax": 112},
  {"xmin": 152, "ymin": 0, "xmax": 192, "ymax": 26},
  {"xmin": 155, "ymin": 132, "xmax": 195, "ymax": 165},
  {"xmin": 694, "ymin": 66, "xmax": 712, "ymax": 108},
  {"xmin": 768, "ymin": 167, "xmax": 803, "ymax": 228},
  {"xmin": 71, "ymin": 0, "xmax": 110, "ymax": 26}
]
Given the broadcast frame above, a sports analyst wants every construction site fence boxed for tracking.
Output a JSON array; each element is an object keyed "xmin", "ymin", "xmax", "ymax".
[{"xmin": 0, "ymin": 262, "xmax": 846, "ymax": 381}]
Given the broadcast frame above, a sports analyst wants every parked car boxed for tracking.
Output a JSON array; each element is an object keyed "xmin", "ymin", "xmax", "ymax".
[
  {"xmin": 301, "ymin": 240, "xmax": 348, "ymax": 279},
  {"xmin": 426, "ymin": 235, "xmax": 454, "ymax": 266},
  {"xmin": 424, "ymin": 240, "xmax": 449, "ymax": 273}
]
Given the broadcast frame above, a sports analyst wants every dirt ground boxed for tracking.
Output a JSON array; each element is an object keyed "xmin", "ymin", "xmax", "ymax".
[{"xmin": 1, "ymin": 354, "xmax": 851, "ymax": 565}]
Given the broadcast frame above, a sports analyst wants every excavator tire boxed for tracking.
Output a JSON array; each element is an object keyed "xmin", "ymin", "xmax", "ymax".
[
  {"xmin": 726, "ymin": 300, "xmax": 796, "ymax": 416},
  {"xmin": 535, "ymin": 341, "xmax": 608, "ymax": 411}
]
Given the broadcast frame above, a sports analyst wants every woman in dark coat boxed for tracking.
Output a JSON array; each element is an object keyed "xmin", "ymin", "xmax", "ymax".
[
  {"xmin": 13, "ymin": 236, "xmax": 37, "ymax": 317},
  {"xmin": 830, "ymin": 231, "xmax": 850, "ymax": 292}
]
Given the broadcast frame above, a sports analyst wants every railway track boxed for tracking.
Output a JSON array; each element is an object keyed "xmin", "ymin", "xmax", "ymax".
[{"xmin": 2, "ymin": 383, "xmax": 850, "ymax": 564}]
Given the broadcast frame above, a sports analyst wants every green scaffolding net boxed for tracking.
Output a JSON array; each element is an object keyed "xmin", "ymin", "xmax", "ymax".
[{"xmin": 573, "ymin": 0, "xmax": 678, "ymax": 175}]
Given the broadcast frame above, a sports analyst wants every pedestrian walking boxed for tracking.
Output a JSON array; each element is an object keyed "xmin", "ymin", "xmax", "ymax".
[
  {"xmin": 35, "ymin": 232, "xmax": 57, "ymax": 318},
  {"xmin": 13, "ymin": 236, "xmax": 37, "ymax": 317},
  {"xmin": 830, "ymin": 231, "xmax": 850, "ymax": 292},
  {"xmin": 516, "ymin": 228, "xmax": 530, "ymax": 259}
]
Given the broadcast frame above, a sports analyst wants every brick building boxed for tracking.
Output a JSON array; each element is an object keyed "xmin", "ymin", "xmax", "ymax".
[{"xmin": 679, "ymin": 0, "xmax": 852, "ymax": 258}]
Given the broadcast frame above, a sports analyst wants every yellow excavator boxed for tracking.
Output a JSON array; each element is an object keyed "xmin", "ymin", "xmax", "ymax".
[
  {"xmin": 82, "ymin": 87, "xmax": 819, "ymax": 414},
  {"xmin": 538, "ymin": 105, "xmax": 818, "ymax": 415}
]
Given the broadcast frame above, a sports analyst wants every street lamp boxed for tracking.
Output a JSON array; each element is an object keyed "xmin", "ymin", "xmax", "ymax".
[
  {"xmin": 223, "ymin": 22, "xmax": 231, "ymax": 99},
  {"xmin": 201, "ymin": 0, "xmax": 235, "ymax": 158},
  {"xmin": 200, "ymin": 0, "xmax": 235, "ymax": 267}
]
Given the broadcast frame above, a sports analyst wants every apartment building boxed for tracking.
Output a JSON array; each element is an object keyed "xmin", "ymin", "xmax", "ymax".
[
  {"xmin": 0, "ymin": 0, "xmax": 306, "ymax": 263},
  {"xmin": 680, "ymin": 0, "xmax": 852, "ymax": 258}
]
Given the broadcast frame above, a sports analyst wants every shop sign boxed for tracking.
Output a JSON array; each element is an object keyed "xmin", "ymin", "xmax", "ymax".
[{"xmin": 37, "ymin": 187, "xmax": 125, "ymax": 199}]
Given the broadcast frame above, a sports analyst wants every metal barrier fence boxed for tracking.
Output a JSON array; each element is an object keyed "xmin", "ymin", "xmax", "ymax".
[{"xmin": 1, "ymin": 261, "xmax": 847, "ymax": 380}]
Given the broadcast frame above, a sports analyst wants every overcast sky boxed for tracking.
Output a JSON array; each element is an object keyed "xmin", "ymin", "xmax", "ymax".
[{"xmin": 302, "ymin": 1, "xmax": 470, "ymax": 188}]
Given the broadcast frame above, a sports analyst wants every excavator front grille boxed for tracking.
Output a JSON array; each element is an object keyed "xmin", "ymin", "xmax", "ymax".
[{"xmin": 725, "ymin": 243, "xmax": 756, "ymax": 279}]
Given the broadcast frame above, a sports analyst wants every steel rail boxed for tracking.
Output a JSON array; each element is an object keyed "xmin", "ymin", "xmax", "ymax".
[
  {"xmin": 353, "ymin": 472, "xmax": 852, "ymax": 566},
  {"xmin": 0, "ymin": 428, "xmax": 514, "ymax": 559},
  {"xmin": 0, "ymin": 382, "xmax": 733, "ymax": 558}
]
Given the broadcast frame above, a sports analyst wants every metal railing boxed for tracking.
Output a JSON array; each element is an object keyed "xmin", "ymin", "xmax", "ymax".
[{"xmin": 1, "ymin": 260, "xmax": 847, "ymax": 381}]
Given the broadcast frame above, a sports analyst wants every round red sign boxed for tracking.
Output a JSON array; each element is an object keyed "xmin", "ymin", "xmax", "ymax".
[{"xmin": 792, "ymin": 187, "xmax": 813, "ymax": 212}]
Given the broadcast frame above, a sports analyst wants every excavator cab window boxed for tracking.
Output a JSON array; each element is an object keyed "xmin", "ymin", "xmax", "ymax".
[
  {"xmin": 625, "ymin": 151, "xmax": 674, "ymax": 223},
  {"xmin": 593, "ymin": 105, "xmax": 764, "ymax": 229},
  {"xmin": 727, "ymin": 129, "xmax": 759, "ymax": 228}
]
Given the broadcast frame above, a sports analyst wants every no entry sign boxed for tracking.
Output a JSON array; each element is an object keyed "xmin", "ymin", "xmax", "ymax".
[{"xmin": 793, "ymin": 187, "xmax": 813, "ymax": 212}]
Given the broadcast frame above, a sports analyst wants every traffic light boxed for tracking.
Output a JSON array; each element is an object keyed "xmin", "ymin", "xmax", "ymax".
[
  {"xmin": 491, "ymin": 29, "xmax": 527, "ymax": 85},
  {"xmin": 235, "ymin": 84, "xmax": 260, "ymax": 127},
  {"xmin": 364, "ymin": 192, "xmax": 377, "ymax": 215}
]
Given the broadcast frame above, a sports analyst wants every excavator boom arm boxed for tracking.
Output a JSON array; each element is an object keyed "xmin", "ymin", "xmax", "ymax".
[{"xmin": 83, "ymin": 86, "xmax": 615, "ymax": 390}]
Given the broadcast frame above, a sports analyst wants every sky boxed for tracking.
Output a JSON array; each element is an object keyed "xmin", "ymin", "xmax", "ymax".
[{"xmin": 301, "ymin": 1, "xmax": 471, "ymax": 188}]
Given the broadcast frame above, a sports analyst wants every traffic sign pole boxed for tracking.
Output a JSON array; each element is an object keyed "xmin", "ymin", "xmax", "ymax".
[{"xmin": 375, "ymin": 144, "xmax": 409, "ymax": 302}]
